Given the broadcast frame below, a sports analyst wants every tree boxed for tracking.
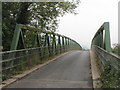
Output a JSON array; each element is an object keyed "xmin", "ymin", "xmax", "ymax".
[
  {"xmin": 2, "ymin": 2, "xmax": 21, "ymax": 51},
  {"xmin": 2, "ymin": 1, "xmax": 80, "ymax": 51},
  {"xmin": 16, "ymin": 2, "xmax": 32, "ymax": 24}
]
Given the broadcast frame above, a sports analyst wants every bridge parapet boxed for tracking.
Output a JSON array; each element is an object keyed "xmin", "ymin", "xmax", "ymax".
[
  {"xmin": 92, "ymin": 45, "xmax": 120, "ymax": 71},
  {"xmin": 10, "ymin": 24, "xmax": 82, "ymax": 51},
  {"xmin": 1, "ymin": 24, "xmax": 82, "ymax": 81},
  {"xmin": 91, "ymin": 22, "xmax": 111, "ymax": 52},
  {"xmin": 91, "ymin": 22, "xmax": 120, "ymax": 70},
  {"xmin": 91, "ymin": 22, "xmax": 120, "ymax": 88}
]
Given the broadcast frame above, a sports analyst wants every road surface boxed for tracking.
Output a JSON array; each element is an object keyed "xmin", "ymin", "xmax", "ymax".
[{"xmin": 5, "ymin": 51, "xmax": 93, "ymax": 88}]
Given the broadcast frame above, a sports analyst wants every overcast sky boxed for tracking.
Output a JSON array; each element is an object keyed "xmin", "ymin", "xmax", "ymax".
[{"xmin": 57, "ymin": 0, "xmax": 119, "ymax": 49}]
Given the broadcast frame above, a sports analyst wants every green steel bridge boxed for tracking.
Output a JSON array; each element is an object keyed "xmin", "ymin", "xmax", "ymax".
[{"xmin": 1, "ymin": 22, "xmax": 120, "ymax": 88}]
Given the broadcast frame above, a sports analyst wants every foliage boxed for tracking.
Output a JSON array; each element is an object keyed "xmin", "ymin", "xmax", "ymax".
[
  {"xmin": 112, "ymin": 44, "xmax": 120, "ymax": 56},
  {"xmin": 2, "ymin": 2, "xmax": 21, "ymax": 51},
  {"xmin": 2, "ymin": 59, "xmax": 45, "ymax": 81},
  {"xmin": 2, "ymin": 1, "xmax": 80, "ymax": 51},
  {"xmin": 100, "ymin": 61, "xmax": 120, "ymax": 88}
]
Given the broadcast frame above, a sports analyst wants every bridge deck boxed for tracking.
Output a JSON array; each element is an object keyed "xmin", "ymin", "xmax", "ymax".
[{"xmin": 5, "ymin": 51, "xmax": 93, "ymax": 88}]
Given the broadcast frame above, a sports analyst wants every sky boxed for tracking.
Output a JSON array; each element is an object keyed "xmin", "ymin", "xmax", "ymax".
[{"xmin": 57, "ymin": 0, "xmax": 119, "ymax": 49}]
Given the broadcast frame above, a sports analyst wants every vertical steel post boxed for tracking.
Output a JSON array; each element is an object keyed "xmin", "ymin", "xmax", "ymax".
[
  {"xmin": 20, "ymin": 30, "xmax": 25, "ymax": 49},
  {"xmin": 10, "ymin": 24, "xmax": 23, "ymax": 72},
  {"xmin": 10, "ymin": 24, "xmax": 22, "ymax": 50},
  {"xmin": 39, "ymin": 34, "xmax": 42, "ymax": 47},
  {"xmin": 47, "ymin": 35, "xmax": 50, "ymax": 47},
  {"xmin": 104, "ymin": 22, "xmax": 111, "ymax": 52},
  {"xmin": 97, "ymin": 33, "xmax": 101, "ymax": 47},
  {"xmin": 36, "ymin": 34, "xmax": 41, "ymax": 47},
  {"xmin": 32, "ymin": 33, "xmax": 37, "ymax": 48},
  {"xmin": 65, "ymin": 37, "xmax": 67, "ymax": 51},
  {"xmin": 52, "ymin": 34, "xmax": 56, "ymax": 55},
  {"xmin": 43, "ymin": 33, "xmax": 47, "ymax": 59},
  {"xmin": 47, "ymin": 34, "xmax": 50, "ymax": 56},
  {"xmin": 44, "ymin": 33, "xmax": 48, "ymax": 46},
  {"xmin": 68, "ymin": 38, "xmax": 69, "ymax": 50},
  {"xmin": 58, "ymin": 36, "xmax": 61, "ymax": 45},
  {"xmin": 58, "ymin": 35, "xmax": 61, "ymax": 53},
  {"xmin": 99, "ymin": 31, "xmax": 103, "ymax": 48},
  {"xmin": 62, "ymin": 37, "xmax": 64, "ymax": 45},
  {"xmin": 62, "ymin": 37, "xmax": 64, "ymax": 52},
  {"xmin": 94, "ymin": 36, "xmax": 97, "ymax": 46}
]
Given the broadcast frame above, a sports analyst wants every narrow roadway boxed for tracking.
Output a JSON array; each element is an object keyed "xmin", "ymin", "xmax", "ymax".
[{"xmin": 5, "ymin": 51, "xmax": 93, "ymax": 88}]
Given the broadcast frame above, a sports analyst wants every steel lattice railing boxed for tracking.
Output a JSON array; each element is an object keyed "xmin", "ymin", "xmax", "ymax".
[{"xmin": 1, "ymin": 24, "xmax": 82, "ymax": 81}]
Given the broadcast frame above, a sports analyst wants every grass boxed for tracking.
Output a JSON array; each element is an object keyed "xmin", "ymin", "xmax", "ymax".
[
  {"xmin": 112, "ymin": 44, "xmax": 120, "ymax": 56},
  {"xmin": 2, "ymin": 53, "xmax": 61, "ymax": 81},
  {"xmin": 100, "ymin": 61, "xmax": 120, "ymax": 88}
]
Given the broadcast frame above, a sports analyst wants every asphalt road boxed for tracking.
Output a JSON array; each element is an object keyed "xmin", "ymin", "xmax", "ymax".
[{"xmin": 5, "ymin": 50, "xmax": 93, "ymax": 88}]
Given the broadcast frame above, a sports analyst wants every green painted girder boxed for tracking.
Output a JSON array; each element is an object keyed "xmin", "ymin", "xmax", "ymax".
[
  {"xmin": 91, "ymin": 22, "xmax": 111, "ymax": 52},
  {"xmin": 10, "ymin": 24, "xmax": 23, "ymax": 50},
  {"xmin": 104, "ymin": 22, "xmax": 111, "ymax": 52},
  {"xmin": 10, "ymin": 24, "xmax": 82, "ymax": 51}
]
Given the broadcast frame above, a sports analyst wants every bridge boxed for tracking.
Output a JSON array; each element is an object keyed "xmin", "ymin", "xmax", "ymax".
[{"xmin": 1, "ymin": 22, "xmax": 120, "ymax": 88}]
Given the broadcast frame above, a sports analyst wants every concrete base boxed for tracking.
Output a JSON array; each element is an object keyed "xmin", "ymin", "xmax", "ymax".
[{"xmin": 90, "ymin": 50, "xmax": 102, "ymax": 88}]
